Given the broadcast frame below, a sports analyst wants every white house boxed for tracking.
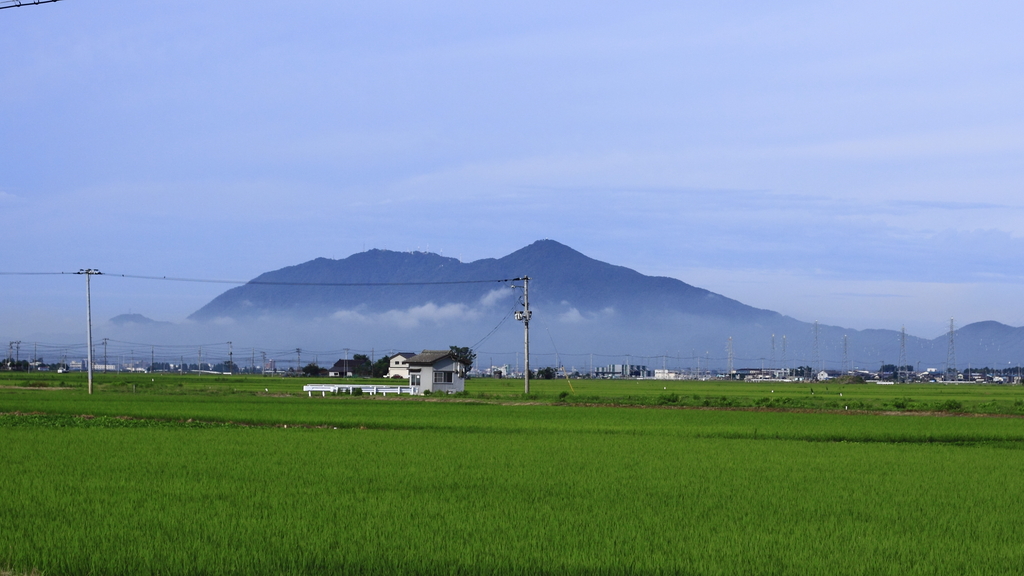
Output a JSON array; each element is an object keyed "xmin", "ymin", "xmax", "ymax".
[
  {"xmin": 407, "ymin": 350, "xmax": 470, "ymax": 395},
  {"xmin": 386, "ymin": 352, "xmax": 417, "ymax": 379}
]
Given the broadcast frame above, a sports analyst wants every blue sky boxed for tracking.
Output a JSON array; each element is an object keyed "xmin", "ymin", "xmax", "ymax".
[{"xmin": 2, "ymin": 0, "xmax": 1023, "ymax": 341}]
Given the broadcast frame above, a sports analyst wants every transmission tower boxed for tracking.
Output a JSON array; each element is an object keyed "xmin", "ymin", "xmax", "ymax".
[
  {"xmin": 898, "ymin": 326, "xmax": 908, "ymax": 383},
  {"xmin": 946, "ymin": 318, "xmax": 957, "ymax": 381},
  {"xmin": 770, "ymin": 334, "xmax": 776, "ymax": 371},
  {"xmin": 842, "ymin": 335, "xmax": 849, "ymax": 375},
  {"xmin": 726, "ymin": 337, "xmax": 734, "ymax": 377},
  {"xmin": 781, "ymin": 335, "xmax": 788, "ymax": 375},
  {"xmin": 812, "ymin": 321, "xmax": 821, "ymax": 377}
]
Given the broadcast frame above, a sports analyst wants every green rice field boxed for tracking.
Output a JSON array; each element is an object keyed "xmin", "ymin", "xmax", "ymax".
[{"xmin": 2, "ymin": 374, "xmax": 1024, "ymax": 575}]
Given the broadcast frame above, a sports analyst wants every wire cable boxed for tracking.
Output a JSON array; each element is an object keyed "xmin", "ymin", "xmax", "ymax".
[
  {"xmin": 106, "ymin": 273, "xmax": 521, "ymax": 287},
  {"xmin": 0, "ymin": 0, "xmax": 64, "ymax": 10},
  {"xmin": 1, "ymin": 270, "xmax": 522, "ymax": 286}
]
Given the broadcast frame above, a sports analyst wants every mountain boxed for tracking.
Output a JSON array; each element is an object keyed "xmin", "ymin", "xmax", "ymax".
[
  {"xmin": 191, "ymin": 240, "xmax": 775, "ymax": 321},
  {"xmin": 110, "ymin": 313, "xmax": 169, "ymax": 326},
  {"xmin": 187, "ymin": 240, "xmax": 1024, "ymax": 369}
]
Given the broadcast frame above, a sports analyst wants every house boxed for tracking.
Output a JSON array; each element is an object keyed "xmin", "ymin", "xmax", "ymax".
[
  {"xmin": 407, "ymin": 350, "xmax": 470, "ymax": 395},
  {"xmin": 328, "ymin": 358, "xmax": 362, "ymax": 377},
  {"xmin": 386, "ymin": 352, "xmax": 417, "ymax": 379}
]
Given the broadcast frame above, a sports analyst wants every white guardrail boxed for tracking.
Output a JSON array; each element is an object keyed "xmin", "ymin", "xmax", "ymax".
[{"xmin": 302, "ymin": 384, "xmax": 416, "ymax": 396}]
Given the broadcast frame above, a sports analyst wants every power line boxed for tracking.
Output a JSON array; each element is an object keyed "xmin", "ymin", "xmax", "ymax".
[
  {"xmin": 0, "ymin": 0, "xmax": 64, "ymax": 10},
  {"xmin": 1, "ymin": 270, "xmax": 521, "ymax": 287},
  {"xmin": 107, "ymin": 273, "xmax": 521, "ymax": 287},
  {"xmin": 0, "ymin": 272, "xmax": 68, "ymax": 276}
]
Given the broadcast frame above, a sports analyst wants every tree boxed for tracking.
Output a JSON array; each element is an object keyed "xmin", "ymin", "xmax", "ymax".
[
  {"xmin": 371, "ymin": 356, "xmax": 390, "ymax": 378},
  {"xmin": 302, "ymin": 363, "xmax": 321, "ymax": 376},
  {"xmin": 352, "ymin": 354, "xmax": 372, "ymax": 377},
  {"xmin": 448, "ymin": 346, "xmax": 476, "ymax": 369},
  {"xmin": 537, "ymin": 366, "xmax": 557, "ymax": 379}
]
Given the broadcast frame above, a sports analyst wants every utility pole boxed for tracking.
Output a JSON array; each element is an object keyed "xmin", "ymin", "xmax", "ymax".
[
  {"xmin": 228, "ymin": 342, "xmax": 233, "ymax": 374},
  {"xmin": 198, "ymin": 347, "xmax": 202, "ymax": 376},
  {"xmin": 102, "ymin": 338, "xmax": 108, "ymax": 373},
  {"xmin": 513, "ymin": 276, "xmax": 531, "ymax": 394},
  {"xmin": 261, "ymin": 352, "xmax": 267, "ymax": 376},
  {"xmin": 151, "ymin": 346, "xmax": 155, "ymax": 373},
  {"xmin": 32, "ymin": 343, "xmax": 36, "ymax": 372},
  {"xmin": 75, "ymin": 269, "xmax": 101, "ymax": 394},
  {"xmin": 296, "ymin": 348, "xmax": 301, "ymax": 373}
]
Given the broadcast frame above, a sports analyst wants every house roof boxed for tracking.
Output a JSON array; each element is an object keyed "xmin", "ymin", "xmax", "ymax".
[
  {"xmin": 407, "ymin": 350, "xmax": 469, "ymax": 366},
  {"xmin": 390, "ymin": 352, "xmax": 417, "ymax": 360}
]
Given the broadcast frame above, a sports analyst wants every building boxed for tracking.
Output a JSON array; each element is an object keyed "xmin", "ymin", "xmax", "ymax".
[
  {"xmin": 407, "ymin": 350, "xmax": 470, "ymax": 395},
  {"xmin": 386, "ymin": 352, "xmax": 417, "ymax": 379},
  {"xmin": 328, "ymin": 358, "xmax": 361, "ymax": 377},
  {"xmin": 594, "ymin": 364, "xmax": 652, "ymax": 378}
]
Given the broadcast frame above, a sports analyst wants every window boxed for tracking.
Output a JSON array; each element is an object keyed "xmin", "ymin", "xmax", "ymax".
[{"xmin": 433, "ymin": 371, "xmax": 453, "ymax": 383}]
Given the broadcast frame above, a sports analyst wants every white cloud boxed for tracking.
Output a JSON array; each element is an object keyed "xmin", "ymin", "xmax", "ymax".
[
  {"xmin": 480, "ymin": 288, "xmax": 512, "ymax": 307},
  {"xmin": 331, "ymin": 302, "xmax": 481, "ymax": 330},
  {"xmin": 557, "ymin": 308, "xmax": 585, "ymax": 324}
]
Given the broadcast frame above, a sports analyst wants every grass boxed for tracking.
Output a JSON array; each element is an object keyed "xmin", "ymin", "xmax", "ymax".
[
  {"xmin": 3, "ymin": 378, "xmax": 1024, "ymax": 574},
  {"xmin": 2, "ymin": 408, "xmax": 1023, "ymax": 575},
  {"xmin": 5, "ymin": 371, "xmax": 1024, "ymax": 415}
]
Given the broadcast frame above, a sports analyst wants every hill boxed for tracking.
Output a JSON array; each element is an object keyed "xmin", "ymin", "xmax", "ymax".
[{"xmin": 187, "ymin": 240, "xmax": 1024, "ymax": 369}]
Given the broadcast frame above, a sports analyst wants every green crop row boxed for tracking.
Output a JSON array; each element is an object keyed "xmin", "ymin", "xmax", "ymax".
[
  {"xmin": 6, "ymin": 371, "xmax": 1024, "ymax": 415},
  {"xmin": 3, "ymin": 420, "xmax": 1023, "ymax": 575},
  {"xmin": 5, "ymin": 388, "xmax": 1024, "ymax": 444}
]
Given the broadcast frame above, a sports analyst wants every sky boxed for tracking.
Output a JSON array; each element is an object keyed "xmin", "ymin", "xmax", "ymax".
[{"xmin": 2, "ymin": 0, "xmax": 1023, "ymax": 345}]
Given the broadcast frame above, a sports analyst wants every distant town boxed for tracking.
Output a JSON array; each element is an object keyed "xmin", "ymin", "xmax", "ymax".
[{"xmin": 5, "ymin": 351, "xmax": 1021, "ymax": 385}]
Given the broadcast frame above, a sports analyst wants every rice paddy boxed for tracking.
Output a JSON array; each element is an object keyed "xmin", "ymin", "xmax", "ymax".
[{"xmin": 2, "ymin": 374, "xmax": 1024, "ymax": 574}]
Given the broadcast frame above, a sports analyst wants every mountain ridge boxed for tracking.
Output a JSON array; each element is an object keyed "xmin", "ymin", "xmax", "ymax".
[{"xmin": 186, "ymin": 240, "xmax": 1024, "ymax": 367}]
